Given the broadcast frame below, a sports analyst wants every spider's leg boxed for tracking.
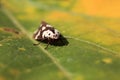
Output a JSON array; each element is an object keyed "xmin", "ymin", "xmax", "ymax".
[{"xmin": 45, "ymin": 39, "xmax": 51, "ymax": 49}]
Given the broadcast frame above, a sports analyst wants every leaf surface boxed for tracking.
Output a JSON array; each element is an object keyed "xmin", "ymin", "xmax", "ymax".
[{"xmin": 0, "ymin": 0, "xmax": 120, "ymax": 80}]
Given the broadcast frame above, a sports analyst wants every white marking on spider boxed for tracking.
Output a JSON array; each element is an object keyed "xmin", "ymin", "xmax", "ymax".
[
  {"xmin": 42, "ymin": 29, "xmax": 60, "ymax": 39},
  {"xmin": 35, "ymin": 31, "xmax": 41, "ymax": 39},
  {"xmin": 42, "ymin": 30, "xmax": 53, "ymax": 39},
  {"xmin": 46, "ymin": 24, "xmax": 52, "ymax": 27},
  {"xmin": 42, "ymin": 26, "xmax": 46, "ymax": 30},
  {"xmin": 54, "ymin": 29, "xmax": 60, "ymax": 39}
]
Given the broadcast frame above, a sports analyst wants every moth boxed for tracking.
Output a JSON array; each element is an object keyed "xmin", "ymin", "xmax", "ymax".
[{"xmin": 33, "ymin": 21, "xmax": 62, "ymax": 49}]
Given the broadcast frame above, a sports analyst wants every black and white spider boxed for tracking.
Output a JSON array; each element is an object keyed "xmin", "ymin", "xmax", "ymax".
[{"xmin": 33, "ymin": 21, "xmax": 63, "ymax": 49}]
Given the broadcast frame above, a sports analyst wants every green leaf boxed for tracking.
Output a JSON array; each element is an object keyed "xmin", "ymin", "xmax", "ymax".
[{"xmin": 0, "ymin": 0, "xmax": 120, "ymax": 80}]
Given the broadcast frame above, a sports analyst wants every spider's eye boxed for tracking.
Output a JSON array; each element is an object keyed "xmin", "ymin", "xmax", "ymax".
[{"xmin": 48, "ymin": 33, "xmax": 50, "ymax": 35}]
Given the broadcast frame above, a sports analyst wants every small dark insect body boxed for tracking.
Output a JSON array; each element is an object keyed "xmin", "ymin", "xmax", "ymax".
[{"xmin": 33, "ymin": 21, "xmax": 61, "ymax": 49}]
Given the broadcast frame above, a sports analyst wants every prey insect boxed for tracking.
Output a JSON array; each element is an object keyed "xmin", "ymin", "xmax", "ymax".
[{"xmin": 33, "ymin": 21, "xmax": 62, "ymax": 49}]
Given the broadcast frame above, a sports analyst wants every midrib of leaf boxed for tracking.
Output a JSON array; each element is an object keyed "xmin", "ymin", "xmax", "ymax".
[{"xmin": 1, "ymin": 8, "xmax": 72, "ymax": 80}]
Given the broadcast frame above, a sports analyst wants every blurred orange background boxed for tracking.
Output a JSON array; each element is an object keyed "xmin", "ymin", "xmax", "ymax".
[{"xmin": 73, "ymin": 0, "xmax": 120, "ymax": 18}]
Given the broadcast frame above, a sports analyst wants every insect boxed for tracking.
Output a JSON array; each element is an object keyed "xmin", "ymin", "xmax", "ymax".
[{"xmin": 33, "ymin": 21, "xmax": 62, "ymax": 49}]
